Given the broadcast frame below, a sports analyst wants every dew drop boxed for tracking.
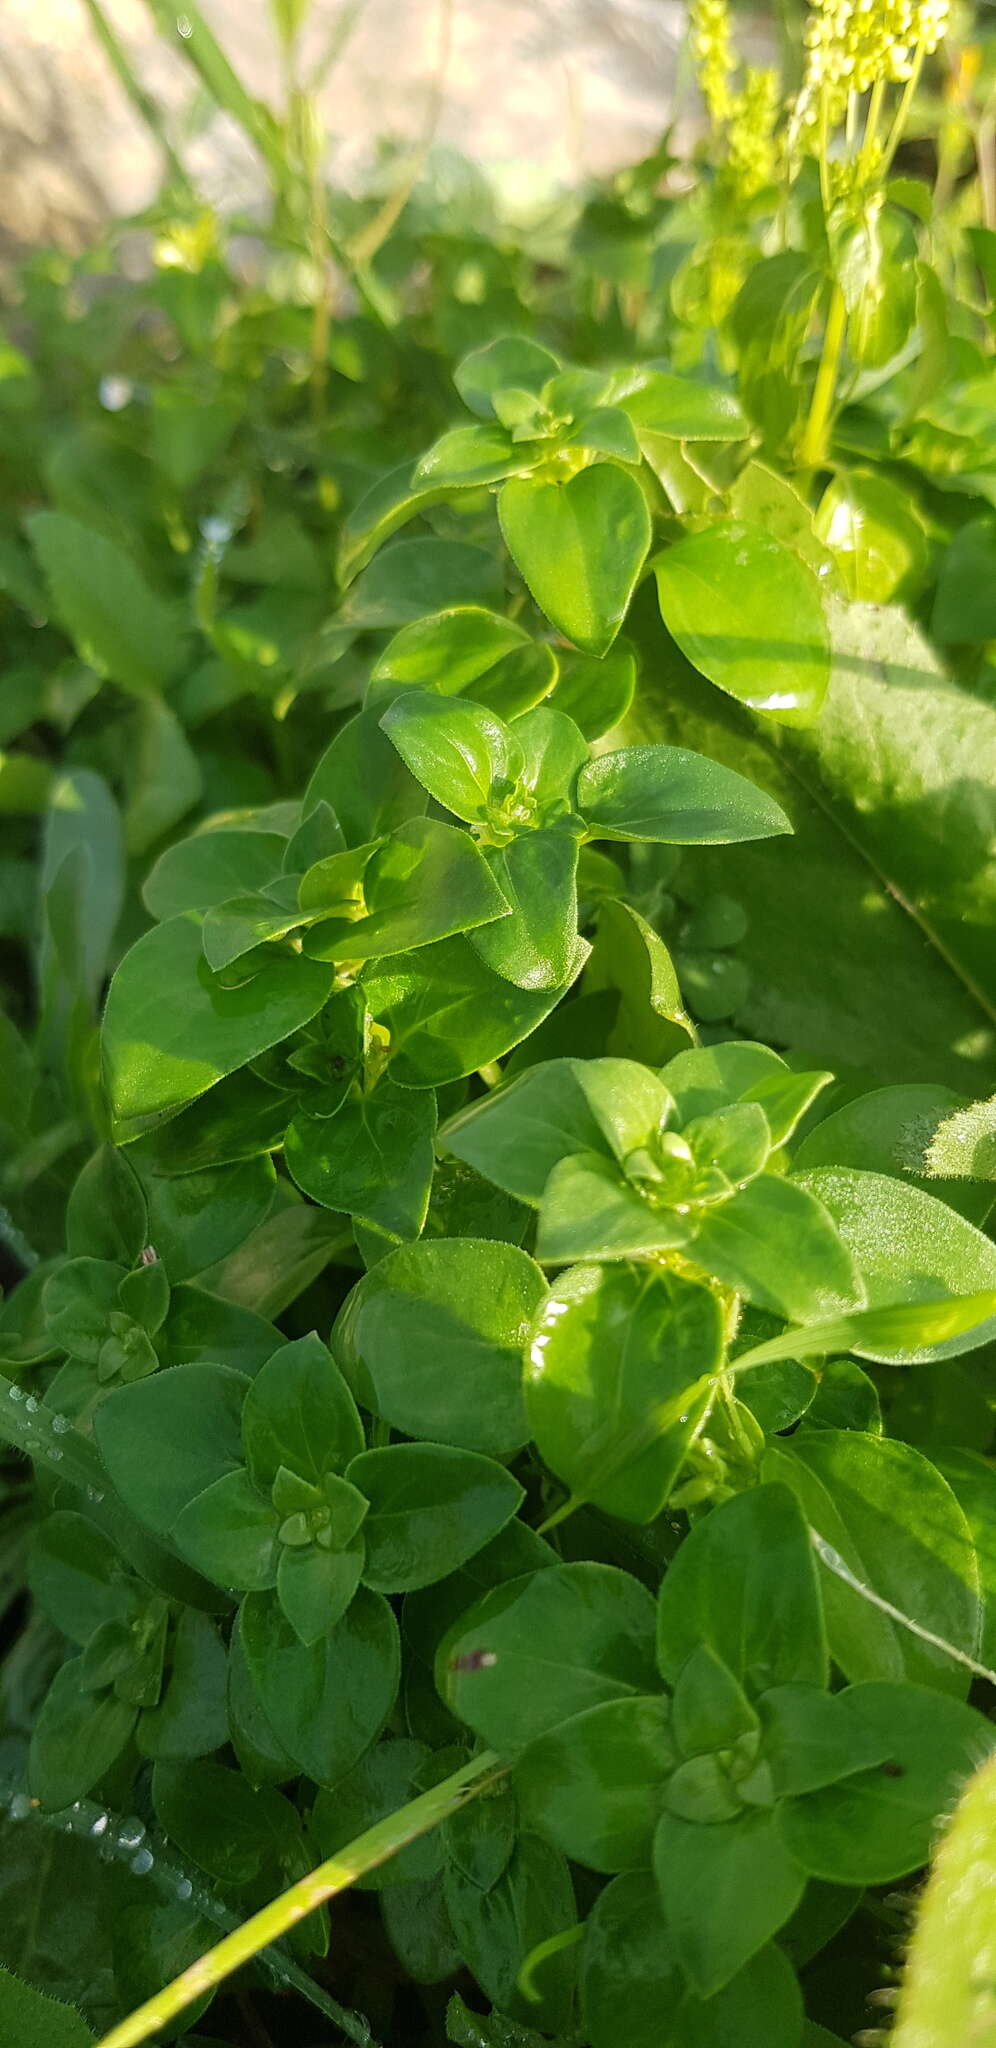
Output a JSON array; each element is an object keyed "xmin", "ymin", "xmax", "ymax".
[
  {"xmin": 7, "ymin": 1384, "xmax": 25, "ymax": 1403},
  {"xmin": 131, "ymin": 1847, "xmax": 155, "ymax": 1876},
  {"xmin": 117, "ymin": 1817, "xmax": 147, "ymax": 1851},
  {"xmin": 51, "ymin": 1413, "xmax": 71, "ymax": 1435},
  {"xmin": 24, "ymin": 1396, "xmax": 38, "ymax": 1414},
  {"xmin": 90, "ymin": 1813, "xmax": 109, "ymax": 1837},
  {"xmin": 9, "ymin": 1793, "xmax": 32, "ymax": 1821},
  {"xmin": 175, "ymin": 1876, "xmax": 193, "ymax": 1902}
]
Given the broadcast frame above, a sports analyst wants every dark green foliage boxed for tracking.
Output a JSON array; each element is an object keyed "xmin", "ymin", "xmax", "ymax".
[{"xmin": 1, "ymin": 10, "xmax": 996, "ymax": 2044}]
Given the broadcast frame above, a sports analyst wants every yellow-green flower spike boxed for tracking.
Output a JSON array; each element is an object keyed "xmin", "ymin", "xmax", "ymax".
[{"xmin": 690, "ymin": 0, "xmax": 737, "ymax": 129}]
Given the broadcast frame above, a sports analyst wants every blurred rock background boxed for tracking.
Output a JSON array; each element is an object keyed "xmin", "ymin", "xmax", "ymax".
[{"xmin": 0, "ymin": 0, "xmax": 693, "ymax": 255}]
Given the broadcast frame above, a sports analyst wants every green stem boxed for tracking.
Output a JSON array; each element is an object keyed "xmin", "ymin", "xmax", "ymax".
[
  {"xmin": 858, "ymin": 74, "xmax": 886, "ymax": 177},
  {"xmin": 798, "ymin": 279, "xmax": 847, "ymax": 470},
  {"xmin": 882, "ymin": 43, "xmax": 926, "ymax": 177},
  {"xmin": 81, "ymin": 0, "xmax": 190, "ymax": 189},
  {"xmin": 93, "ymin": 1751, "xmax": 506, "ymax": 2048}
]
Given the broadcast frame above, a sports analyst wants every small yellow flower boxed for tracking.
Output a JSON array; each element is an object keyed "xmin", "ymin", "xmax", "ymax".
[
  {"xmin": 727, "ymin": 67, "xmax": 781, "ymax": 196},
  {"xmin": 793, "ymin": 0, "xmax": 950, "ymax": 143},
  {"xmin": 691, "ymin": 0, "xmax": 736, "ymax": 129}
]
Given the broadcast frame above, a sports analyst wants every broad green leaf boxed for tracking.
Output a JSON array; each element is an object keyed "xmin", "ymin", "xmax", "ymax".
[
  {"xmin": 137, "ymin": 1607, "xmax": 228, "ymax": 1760},
  {"xmin": 456, "ymin": 337, "xmax": 562, "ymax": 418},
  {"xmin": 443, "ymin": 1780, "xmax": 517, "ymax": 1893},
  {"xmin": 550, "ymin": 642, "xmax": 637, "ymax": 739},
  {"xmin": 814, "ymin": 470, "xmax": 927, "ymax": 603},
  {"xmin": 687, "ymin": 1173, "xmax": 863, "ymax": 1323},
  {"xmin": 380, "ymin": 691, "xmax": 521, "ymax": 822},
  {"xmin": 793, "ymin": 1167, "xmax": 996, "ymax": 1360},
  {"xmin": 471, "ymin": 829, "xmax": 581, "ymax": 990},
  {"xmin": 792, "ymin": 1084, "xmax": 994, "ymax": 1225},
  {"xmin": 655, "ymin": 521, "xmax": 830, "ymax": 725},
  {"xmin": 199, "ymin": 1201, "xmax": 348, "ymax": 1320},
  {"xmin": 304, "ymin": 818, "xmax": 510, "ymax": 963},
  {"xmin": 536, "ymin": 1152, "xmax": 692, "ymax": 1263},
  {"xmin": 515, "ymin": 1696, "xmax": 676, "ymax": 1872},
  {"xmin": 934, "ymin": 1450, "xmax": 996, "ymax": 1670},
  {"xmin": 765, "ymin": 1433, "xmax": 981, "ymax": 1696},
  {"xmin": 440, "ymin": 1059, "xmax": 608, "ymax": 1203},
  {"xmin": 241, "ymin": 1332, "xmax": 363, "ymax": 1490},
  {"xmin": 102, "ymin": 915, "xmax": 335, "ymax": 1127},
  {"xmin": 94, "ymin": 1361, "xmax": 248, "ymax": 1532},
  {"xmin": 313, "ymin": 1739, "xmax": 442, "ymax": 1891},
  {"xmin": 362, "ymin": 933, "xmax": 588, "ymax": 1088},
  {"xmin": 577, "ymin": 744, "xmax": 790, "ymax": 844},
  {"xmin": 332, "ymin": 1238, "xmax": 542, "ymax": 1454},
  {"xmin": 931, "ymin": 514, "xmax": 996, "ymax": 644},
  {"xmin": 285, "ymin": 1083, "xmax": 436, "ymax": 1238},
  {"xmin": 142, "ymin": 827, "xmax": 286, "ymax": 922},
  {"xmin": 277, "ymin": 1541, "xmax": 365, "ymax": 1646},
  {"xmin": 29, "ymin": 511, "xmax": 186, "ymax": 695},
  {"xmin": 30, "ymin": 1512, "xmax": 143, "ymax": 1645},
  {"xmin": 158, "ymin": 1282, "xmax": 280, "ymax": 1371},
  {"xmin": 124, "ymin": 699, "xmax": 202, "ymax": 857},
  {"xmin": 151, "ymin": 1756, "xmax": 296, "ymax": 1885},
  {"xmin": 39, "ymin": 767, "xmax": 124, "ymax": 1014},
  {"xmin": 511, "ymin": 702, "xmax": 589, "ymax": 807},
  {"xmin": 29, "ymin": 1658, "xmax": 136, "ymax": 1809},
  {"xmin": 173, "ymin": 1467, "xmax": 278, "ymax": 1589},
  {"xmin": 200, "ymin": 893, "xmax": 311, "ymax": 972},
  {"xmin": 444, "ymin": 1834, "xmax": 577, "ymax": 2034},
  {"xmin": 66, "ymin": 1146, "xmax": 148, "ymax": 1266},
  {"xmin": 527, "ymin": 1264, "xmax": 720, "ymax": 1520},
  {"xmin": 654, "ymin": 1809, "xmax": 806, "ymax": 1996},
  {"xmin": 618, "ymin": 369, "xmax": 750, "ymax": 442},
  {"xmin": 584, "ymin": 896, "xmax": 694, "ymax": 1064},
  {"xmin": 580, "ymin": 1873, "xmax": 804, "ymax": 2048},
  {"xmin": 348, "ymin": 1443, "xmax": 523, "ymax": 1592},
  {"xmin": 240, "ymin": 1584, "xmax": 399, "ymax": 1784},
  {"xmin": 0, "ymin": 1965, "xmax": 95, "ymax": 2046},
  {"xmin": 414, "ymin": 423, "xmax": 521, "ymax": 489},
  {"xmin": 371, "ymin": 605, "xmax": 532, "ymax": 697},
  {"xmin": 304, "ymin": 704, "xmax": 426, "ymax": 847},
  {"xmin": 657, "ymin": 1483, "xmax": 826, "ymax": 1691},
  {"xmin": 135, "ymin": 1152, "xmax": 275, "ymax": 1282},
  {"xmin": 43, "ymin": 1258, "xmax": 130, "ymax": 1366},
  {"xmin": 499, "ymin": 466, "xmax": 651, "ymax": 657},
  {"xmin": 759, "ymin": 1683, "xmax": 892, "ymax": 1799},
  {"xmin": 625, "ymin": 603, "xmax": 996, "ymax": 1092},
  {"xmin": 779, "ymin": 1682, "xmax": 991, "ymax": 1884},
  {"xmin": 440, "ymin": 1561, "xmax": 659, "ymax": 1751},
  {"xmin": 338, "ymin": 535, "xmax": 504, "ymax": 630},
  {"xmin": 337, "ymin": 462, "xmax": 453, "ymax": 585}
]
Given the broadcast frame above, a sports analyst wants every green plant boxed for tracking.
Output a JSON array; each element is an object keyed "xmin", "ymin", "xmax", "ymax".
[{"xmin": 1, "ymin": 0, "xmax": 996, "ymax": 2041}]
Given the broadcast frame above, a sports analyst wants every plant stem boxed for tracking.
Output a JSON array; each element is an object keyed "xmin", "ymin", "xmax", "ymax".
[
  {"xmin": 82, "ymin": 0, "xmax": 191, "ymax": 190},
  {"xmin": 882, "ymin": 43, "xmax": 926, "ymax": 176},
  {"xmin": 799, "ymin": 279, "xmax": 847, "ymax": 470},
  {"xmin": 93, "ymin": 1751, "xmax": 506, "ymax": 2048}
]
